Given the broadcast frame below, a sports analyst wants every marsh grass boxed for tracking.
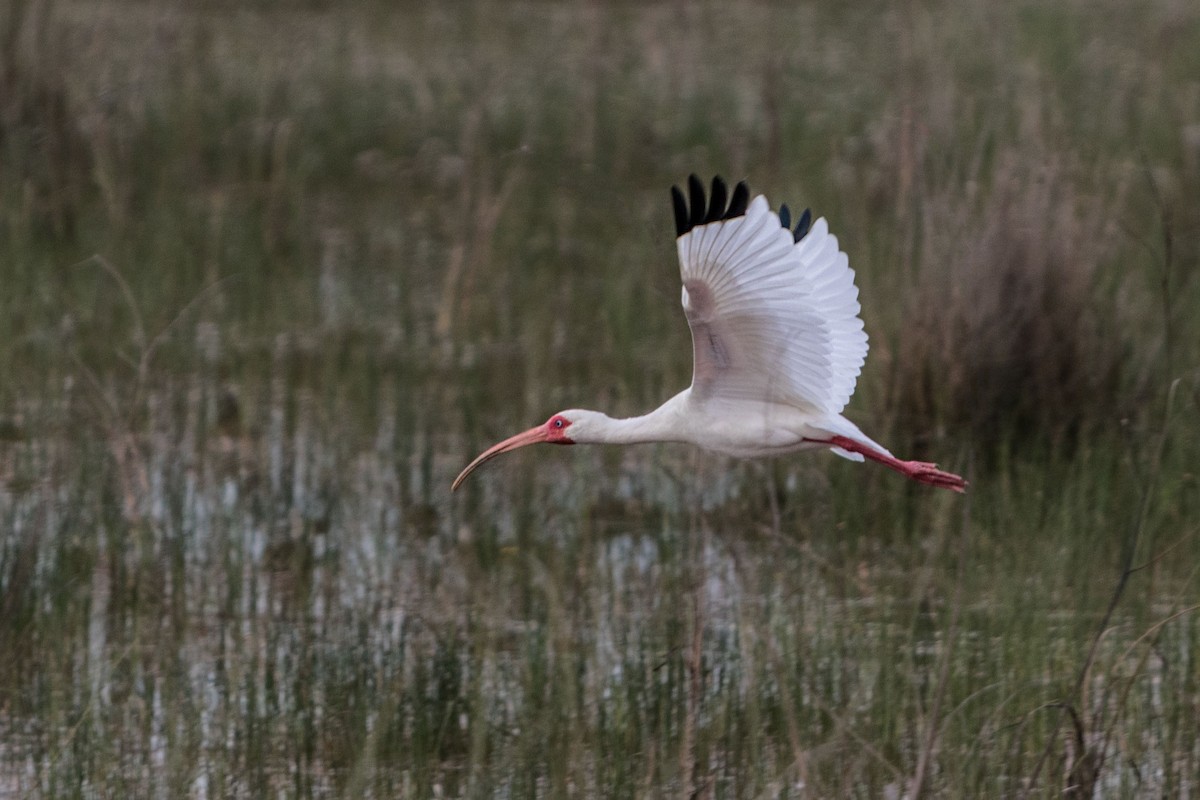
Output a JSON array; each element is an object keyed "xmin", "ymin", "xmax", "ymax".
[{"xmin": 2, "ymin": 0, "xmax": 1199, "ymax": 797}]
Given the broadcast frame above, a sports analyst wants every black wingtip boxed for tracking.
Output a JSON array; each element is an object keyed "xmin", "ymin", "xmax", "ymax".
[
  {"xmin": 672, "ymin": 175, "xmax": 751, "ymax": 238},
  {"xmin": 725, "ymin": 181, "xmax": 748, "ymax": 220},
  {"xmin": 686, "ymin": 174, "xmax": 706, "ymax": 230},
  {"xmin": 793, "ymin": 208, "xmax": 813, "ymax": 242},
  {"xmin": 671, "ymin": 185, "xmax": 688, "ymax": 237},
  {"xmin": 778, "ymin": 202, "xmax": 813, "ymax": 242},
  {"xmin": 703, "ymin": 177, "xmax": 727, "ymax": 224}
]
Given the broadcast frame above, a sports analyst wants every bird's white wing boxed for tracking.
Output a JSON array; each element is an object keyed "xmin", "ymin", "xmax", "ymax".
[{"xmin": 671, "ymin": 175, "xmax": 867, "ymax": 415}]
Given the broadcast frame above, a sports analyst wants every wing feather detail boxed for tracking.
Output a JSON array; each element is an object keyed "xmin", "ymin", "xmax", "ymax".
[{"xmin": 672, "ymin": 177, "xmax": 868, "ymax": 415}]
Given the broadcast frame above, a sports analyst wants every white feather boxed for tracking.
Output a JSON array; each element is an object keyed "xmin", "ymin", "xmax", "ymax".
[{"xmin": 677, "ymin": 194, "xmax": 868, "ymax": 417}]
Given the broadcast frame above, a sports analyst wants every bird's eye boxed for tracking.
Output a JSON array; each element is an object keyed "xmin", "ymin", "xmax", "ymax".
[{"xmin": 554, "ymin": 418, "xmax": 564, "ymax": 428}]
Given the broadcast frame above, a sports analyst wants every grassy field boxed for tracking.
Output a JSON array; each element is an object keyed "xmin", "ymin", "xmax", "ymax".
[{"xmin": 1, "ymin": 0, "xmax": 1198, "ymax": 796}]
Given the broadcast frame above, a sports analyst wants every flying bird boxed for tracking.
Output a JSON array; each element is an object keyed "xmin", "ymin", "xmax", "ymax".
[{"xmin": 452, "ymin": 175, "xmax": 966, "ymax": 493}]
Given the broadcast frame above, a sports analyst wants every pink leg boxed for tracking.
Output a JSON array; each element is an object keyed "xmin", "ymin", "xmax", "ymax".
[{"xmin": 826, "ymin": 436, "xmax": 967, "ymax": 493}]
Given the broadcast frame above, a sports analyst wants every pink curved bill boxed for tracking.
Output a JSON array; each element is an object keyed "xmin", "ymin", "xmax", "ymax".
[{"xmin": 451, "ymin": 426, "xmax": 548, "ymax": 491}]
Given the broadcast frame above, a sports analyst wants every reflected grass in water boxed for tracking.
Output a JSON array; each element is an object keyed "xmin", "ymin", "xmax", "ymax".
[{"xmin": 2, "ymin": 362, "xmax": 1196, "ymax": 796}]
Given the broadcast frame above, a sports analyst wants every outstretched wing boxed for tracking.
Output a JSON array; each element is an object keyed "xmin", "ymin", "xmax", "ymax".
[{"xmin": 671, "ymin": 175, "xmax": 868, "ymax": 415}]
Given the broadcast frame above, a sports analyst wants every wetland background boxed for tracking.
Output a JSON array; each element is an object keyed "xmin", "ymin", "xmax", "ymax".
[{"xmin": 1, "ymin": 0, "xmax": 1199, "ymax": 796}]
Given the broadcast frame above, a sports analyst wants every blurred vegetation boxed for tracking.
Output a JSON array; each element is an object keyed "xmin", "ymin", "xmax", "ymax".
[{"xmin": 0, "ymin": 0, "xmax": 1198, "ymax": 797}]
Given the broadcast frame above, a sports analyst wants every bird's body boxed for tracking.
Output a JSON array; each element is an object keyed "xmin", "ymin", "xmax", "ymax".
[
  {"xmin": 452, "ymin": 176, "xmax": 966, "ymax": 493},
  {"xmin": 556, "ymin": 396, "xmax": 873, "ymax": 459}
]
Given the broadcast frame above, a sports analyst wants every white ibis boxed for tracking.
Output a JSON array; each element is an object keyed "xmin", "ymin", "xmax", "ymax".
[{"xmin": 452, "ymin": 175, "xmax": 966, "ymax": 493}]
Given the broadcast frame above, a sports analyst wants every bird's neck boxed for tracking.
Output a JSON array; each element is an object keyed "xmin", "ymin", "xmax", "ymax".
[{"xmin": 576, "ymin": 393, "xmax": 689, "ymax": 445}]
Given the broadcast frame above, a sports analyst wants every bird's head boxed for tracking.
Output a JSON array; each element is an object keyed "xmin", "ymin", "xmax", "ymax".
[{"xmin": 452, "ymin": 410, "xmax": 597, "ymax": 491}]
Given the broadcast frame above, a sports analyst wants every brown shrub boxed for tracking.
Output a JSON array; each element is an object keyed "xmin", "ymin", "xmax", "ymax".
[
  {"xmin": 889, "ymin": 152, "xmax": 1127, "ymax": 456},
  {"xmin": 0, "ymin": 0, "xmax": 91, "ymax": 238}
]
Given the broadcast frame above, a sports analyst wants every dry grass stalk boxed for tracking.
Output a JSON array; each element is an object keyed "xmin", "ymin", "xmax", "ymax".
[{"xmin": 891, "ymin": 150, "xmax": 1126, "ymax": 455}]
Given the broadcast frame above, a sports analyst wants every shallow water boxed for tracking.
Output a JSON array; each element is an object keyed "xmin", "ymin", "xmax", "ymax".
[{"xmin": 2, "ymin": 369, "xmax": 1195, "ymax": 797}]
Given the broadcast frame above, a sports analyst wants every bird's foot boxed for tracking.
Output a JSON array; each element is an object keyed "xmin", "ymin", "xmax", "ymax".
[
  {"xmin": 899, "ymin": 460, "xmax": 968, "ymax": 493},
  {"xmin": 827, "ymin": 436, "xmax": 967, "ymax": 493}
]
